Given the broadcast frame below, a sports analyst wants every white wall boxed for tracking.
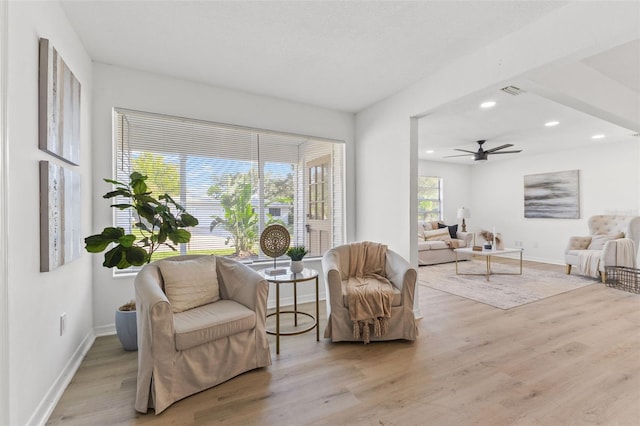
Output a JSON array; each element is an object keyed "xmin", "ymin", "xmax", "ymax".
[
  {"xmin": 355, "ymin": 2, "xmax": 640, "ymax": 264},
  {"xmin": 468, "ymin": 141, "xmax": 639, "ymax": 264},
  {"xmin": 91, "ymin": 63, "xmax": 355, "ymax": 330},
  {"xmin": 7, "ymin": 2, "xmax": 94, "ymax": 424},
  {"xmin": 418, "ymin": 160, "xmax": 472, "ymax": 225}
]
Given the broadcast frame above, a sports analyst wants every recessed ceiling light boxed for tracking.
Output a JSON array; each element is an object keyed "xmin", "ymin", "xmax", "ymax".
[
  {"xmin": 426, "ymin": 150, "xmax": 434, "ymax": 154},
  {"xmin": 545, "ymin": 121, "xmax": 559, "ymax": 127},
  {"xmin": 480, "ymin": 101, "xmax": 496, "ymax": 109},
  {"xmin": 592, "ymin": 134, "xmax": 605, "ymax": 139}
]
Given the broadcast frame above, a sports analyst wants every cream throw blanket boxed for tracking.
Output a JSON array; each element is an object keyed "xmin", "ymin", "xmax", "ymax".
[
  {"xmin": 577, "ymin": 239, "xmax": 637, "ymax": 278},
  {"xmin": 616, "ymin": 239, "xmax": 637, "ymax": 268},
  {"xmin": 578, "ymin": 251, "xmax": 601, "ymax": 278},
  {"xmin": 346, "ymin": 242, "xmax": 394, "ymax": 343}
]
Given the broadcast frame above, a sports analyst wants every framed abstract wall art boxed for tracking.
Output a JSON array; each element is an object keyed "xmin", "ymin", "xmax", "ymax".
[
  {"xmin": 524, "ymin": 170, "xmax": 580, "ymax": 219},
  {"xmin": 39, "ymin": 161, "xmax": 82, "ymax": 272},
  {"xmin": 39, "ymin": 38, "xmax": 81, "ymax": 165}
]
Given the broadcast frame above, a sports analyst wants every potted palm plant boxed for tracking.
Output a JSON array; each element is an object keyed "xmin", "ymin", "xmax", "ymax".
[
  {"xmin": 85, "ymin": 172, "xmax": 198, "ymax": 350},
  {"xmin": 286, "ymin": 245, "xmax": 308, "ymax": 273}
]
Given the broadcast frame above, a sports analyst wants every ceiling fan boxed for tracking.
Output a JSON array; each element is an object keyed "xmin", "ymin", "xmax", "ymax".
[{"xmin": 444, "ymin": 140, "xmax": 522, "ymax": 161}]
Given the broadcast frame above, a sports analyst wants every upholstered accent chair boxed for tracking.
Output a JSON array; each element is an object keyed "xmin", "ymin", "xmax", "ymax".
[
  {"xmin": 322, "ymin": 242, "xmax": 418, "ymax": 343},
  {"xmin": 565, "ymin": 215, "xmax": 640, "ymax": 282},
  {"xmin": 134, "ymin": 255, "xmax": 271, "ymax": 414}
]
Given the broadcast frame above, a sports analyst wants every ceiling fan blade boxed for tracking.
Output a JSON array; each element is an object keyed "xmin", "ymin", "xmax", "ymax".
[
  {"xmin": 485, "ymin": 144, "xmax": 514, "ymax": 153},
  {"xmin": 453, "ymin": 149, "xmax": 477, "ymax": 154},
  {"xmin": 443, "ymin": 154, "xmax": 474, "ymax": 158},
  {"xmin": 489, "ymin": 150, "xmax": 522, "ymax": 155}
]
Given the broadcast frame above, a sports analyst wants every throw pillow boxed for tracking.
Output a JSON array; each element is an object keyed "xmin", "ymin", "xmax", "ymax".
[
  {"xmin": 158, "ymin": 256, "xmax": 220, "ymax": 313},
  {"xmin": 588, "ymin": 232, "xmax": 624, "ymax": 250},
  {"xmin": 438, "ymin": 223, "xmax": 459, "ymax": 239},
  {"xmin": 424, "ymin": 228, "xmax": 452, "ymax": 242},
  {"xmin": 426, "ymin": 221, "xmax": 440, "ymax": 230}
]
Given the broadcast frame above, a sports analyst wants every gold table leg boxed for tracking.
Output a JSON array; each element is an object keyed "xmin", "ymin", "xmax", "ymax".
[
  {"xmin": 315, "ymin": 276, "xmax": 320, "ymax": 341},
  {"xmin": 486, "ymin": 255, "xmax": 490, "ymax": 281},
  {"xmin": 276, "ymin": 283, "xmax": 280, "ymax": 355},
  {"xmin": 293, "ymin": 281, "xmax": 298, "ymax": 327}
]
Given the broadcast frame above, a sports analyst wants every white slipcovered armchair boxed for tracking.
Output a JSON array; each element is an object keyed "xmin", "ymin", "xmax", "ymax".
[
  {"xmin": 322, "ymin": 242, "xmax": 418, "ymax": 343},
  {"xmin": 565, "ymin": 215, "xmax": 640, "ymax": 282},
  {"xmin": 134, "ymin": 255, "xmax": 271, "ymax": 414}
]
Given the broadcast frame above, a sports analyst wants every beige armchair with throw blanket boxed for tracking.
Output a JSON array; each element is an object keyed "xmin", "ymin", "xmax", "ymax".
[
  {"xmin": 134, "ymin": 255, "xmax": 271, "ymax": 414},
  {"xmin": 565, "ymin": 215, "xmax": 640, "ymax": 282},
  {"xmin": 322, "ymin": 242, "xmax": 418, "ymax": 343}
]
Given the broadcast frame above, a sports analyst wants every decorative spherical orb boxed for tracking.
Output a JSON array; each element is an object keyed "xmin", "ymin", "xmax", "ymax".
[{"xmin": 260, "ymin": 224, "xmax": 290, "ymax": 258}]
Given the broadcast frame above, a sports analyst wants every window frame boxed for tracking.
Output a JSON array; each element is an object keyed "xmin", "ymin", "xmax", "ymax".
[
  {"xmin": 111, "ymin": 108, "xmax": 345, "ymax": 272},
  {"xmin": 417, "ymin": 175, "xmax": 443, "ymax": 222}
]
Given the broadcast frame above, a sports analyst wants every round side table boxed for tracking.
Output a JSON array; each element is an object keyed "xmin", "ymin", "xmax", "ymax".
[{"xmin": 260, "ymin": 268, "xmax": 319, "ymax": 354}]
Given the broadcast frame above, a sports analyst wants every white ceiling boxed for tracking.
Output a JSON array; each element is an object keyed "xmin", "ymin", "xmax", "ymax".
[
  {"xmin": 59, "ymin": 1, "xmax": 638, "ymax": 163},
  {"xmin": 60, "ymin": 0, "xmax": 568, "ymax": 113},
  {"xmin": 418, "ymin": 38, "xmax": 640, "ymax": 163},
  {"xmin": 418, "ymin": 84, "xmax": 639, "ymax": 163}
]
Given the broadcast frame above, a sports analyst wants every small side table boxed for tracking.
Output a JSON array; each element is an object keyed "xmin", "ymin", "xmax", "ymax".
[{"xmin": 260, "ymin": 268, "xmax": 320, "ymax": 354}]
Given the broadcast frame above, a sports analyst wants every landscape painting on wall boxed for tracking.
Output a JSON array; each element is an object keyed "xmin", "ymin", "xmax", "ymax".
[
  {"xmin": 40, "ymin": 161, "xmax": 82, "ymax": 272},
  {"xmin": 39, "ymin": 38, "xmax": 81, "ymax": 165},
  {"xmin": 524, "ymin": 170, "xmax": 580, "ymax": 219}
]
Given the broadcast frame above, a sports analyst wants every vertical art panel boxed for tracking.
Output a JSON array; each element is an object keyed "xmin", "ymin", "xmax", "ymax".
[
  {"xmin": 38, "ymin": 38, "xmax": 81, "ymax": 165},
  {"xmin": 40, "ymin": 161, "xmax": 81, "ymax": 272},
  {"xmin": 524, "ymin": 170, "xmax": 580, "ymax": 219}
]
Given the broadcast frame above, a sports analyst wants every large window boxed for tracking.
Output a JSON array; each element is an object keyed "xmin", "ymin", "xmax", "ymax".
[
  {"xmin": 113, "ymin": 108, "xmax": 344, "ymax": 268},
  {"xmin": 417, "ymin": 176, "xmax": 442, "ymax": 221}
]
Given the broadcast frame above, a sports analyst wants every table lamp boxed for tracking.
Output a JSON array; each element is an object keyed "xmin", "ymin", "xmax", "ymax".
[{"xmin": 457, "ymin": 207, "xmax": 470, "ymax": 232}]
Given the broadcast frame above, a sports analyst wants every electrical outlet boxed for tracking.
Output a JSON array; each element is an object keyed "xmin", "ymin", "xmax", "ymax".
[
  {"xmin": 515, "ymin": 241, "xmax": 523, "ymax": 247},
  {"xmin": 533, "ymin": 242, "xmax": 539, "ymax": 248},
  {"xmin": 60, "ymin": 313, "xmax": 67, "ymax": 336}
]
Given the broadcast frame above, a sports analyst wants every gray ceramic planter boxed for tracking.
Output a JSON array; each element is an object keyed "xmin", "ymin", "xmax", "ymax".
[{"xmin": 115, "ymin": 309, "xmax": 138, "ymax": 351}]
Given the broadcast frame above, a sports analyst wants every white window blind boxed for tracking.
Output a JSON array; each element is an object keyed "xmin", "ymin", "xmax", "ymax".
[
  {"xmin": 417, "ymin": 176, "xmax": 442, "ymax": 221},
  {"xmin": 112, "ymin": 108, "xmax": 344, "ymax": 269}
]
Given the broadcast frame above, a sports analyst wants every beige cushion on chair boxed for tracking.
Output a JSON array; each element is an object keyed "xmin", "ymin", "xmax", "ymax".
[
  {"xmin": 588, "ymin": 232, "xmax": 624, "ymax": 250},
  {"xmin": 159, "ymin": 256, "xmax": 220, "ymax": 313},
  {"xmin": 173, "ymin": 300, "xmax": 256, "ymax": 351}
]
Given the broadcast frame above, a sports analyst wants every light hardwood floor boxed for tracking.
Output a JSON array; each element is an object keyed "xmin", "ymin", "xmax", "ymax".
[{"xmin": 47, "ymin": 261, "xmax": 640, "ymax": 425}]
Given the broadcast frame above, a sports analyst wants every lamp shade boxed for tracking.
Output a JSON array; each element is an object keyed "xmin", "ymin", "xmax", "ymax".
[{"xmin": 457, "ymin": 207, "xmax": 470, "ymax": 219}]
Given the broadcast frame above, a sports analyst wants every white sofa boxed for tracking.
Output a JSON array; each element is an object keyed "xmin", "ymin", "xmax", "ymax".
[
  {"xmin": 418, "ymin": 221, "xmax": 473, "ymax": 266},
  {"xmin": 565, "ymin": 215, "xmax": 639, "ymax": 282}
]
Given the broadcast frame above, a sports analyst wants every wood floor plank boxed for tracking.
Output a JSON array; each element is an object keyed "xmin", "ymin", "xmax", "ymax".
[{"xmin": 47, "ymin": 261, "xmax": 640, "ymax": 425}]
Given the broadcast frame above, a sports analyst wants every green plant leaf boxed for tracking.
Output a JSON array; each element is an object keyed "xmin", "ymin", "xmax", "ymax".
[
  {"xmin": 118, "ymin": 234, "xmax": 136, "ymax": 248},
  {"xmin": 84, "ymin": 235, "xmax": 112, "ymax": 253},
  {"xmin": 103, "ymin": 245, "xmax": 126, "ymax": 268},
  {"xmin": 180, "ymin": 213, "xmax": 199, "ymax": 227},
  {"xmin": 125, "ymin": 246, "xmax": 148, "ymax": 265},
  {"xmin": 169, "ymin": 229, "xmax": 191, "ymax": 244},
  {"xmin": 110, "ymin": 203, "xmax": 133, "ymax": 210},
  {"xmin": 103, "ymin": 189, "xmax": 131, "ymax": 199}
]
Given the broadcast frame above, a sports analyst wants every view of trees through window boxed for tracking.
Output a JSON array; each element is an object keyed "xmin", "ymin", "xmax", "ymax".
[
  {"xmin": 417, "ymin": 176, "xmax": 442, "ymax": 221},
  {"xmin": 113, "ymin": 109, "xmax": 343, "ymax": 269}
]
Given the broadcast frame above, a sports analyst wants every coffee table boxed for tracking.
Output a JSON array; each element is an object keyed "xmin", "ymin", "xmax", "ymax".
[{"xmin": 454, "ymin": 247, "xmax": 524, "ymax": 281}]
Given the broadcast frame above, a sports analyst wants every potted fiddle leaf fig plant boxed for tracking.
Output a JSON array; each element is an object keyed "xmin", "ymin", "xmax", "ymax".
[
  {"xmin": 286, "ymin": 245, "xmax": 308, "ymax": 274},
  {"xmin": 85, "ymin": 172, "xmax": 199, "ymax": 350}
]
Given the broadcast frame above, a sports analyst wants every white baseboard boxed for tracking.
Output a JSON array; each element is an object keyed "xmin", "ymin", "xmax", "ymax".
[
  {"xmin": 94, "ymin": 323, "xmax": 116, "ymax": 337},
  {"xmin": 28, "ymin": 331, "xmax": 95, "ymax": 426}
]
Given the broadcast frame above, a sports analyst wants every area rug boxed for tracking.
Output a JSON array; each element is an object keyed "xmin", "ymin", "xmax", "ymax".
[{"xmin": 418, "ymin": 260, "xmax": 597, "ymax": 309}]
